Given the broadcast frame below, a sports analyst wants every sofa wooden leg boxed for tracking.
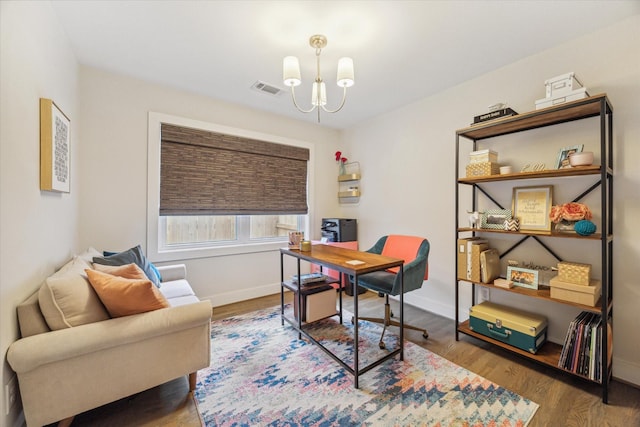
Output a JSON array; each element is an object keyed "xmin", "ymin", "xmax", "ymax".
[
  {"xmin": 58, "ymin": 416, "xmax": 75, "ymax": 427},
  {"xmin": 189, "ymin": 371, "xmax": 197, "ymax": 392}
]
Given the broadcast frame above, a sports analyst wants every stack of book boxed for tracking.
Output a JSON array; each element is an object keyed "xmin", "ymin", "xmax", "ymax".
[
  {"xmin": 558, "ymin": 312, "xmax": 606, "ymax": 382},
  {"xmin": 290, "ymin": 272, "xmax": 328, "ymax": 286}
]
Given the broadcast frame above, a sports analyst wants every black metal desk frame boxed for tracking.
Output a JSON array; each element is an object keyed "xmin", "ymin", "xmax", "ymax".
[{"xmin": 279, "ymin": 245, "xmax": 404, "ymax": 388}]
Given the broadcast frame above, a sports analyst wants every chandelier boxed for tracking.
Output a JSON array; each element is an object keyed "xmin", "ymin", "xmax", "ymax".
[{"xmin": 283, "ymin": 34, "xmax": 355, "ymax": 123}]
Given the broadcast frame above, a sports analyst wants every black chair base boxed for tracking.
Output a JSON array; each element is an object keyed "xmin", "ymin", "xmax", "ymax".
[{"xmin": 354, "ymin": 294, "xmax": 428, "ymax": 349}]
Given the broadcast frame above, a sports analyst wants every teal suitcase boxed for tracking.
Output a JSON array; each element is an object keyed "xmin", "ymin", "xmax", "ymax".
[{"xmin": 469, "ymin": 301, "xmax": 547, "ymax": 354}]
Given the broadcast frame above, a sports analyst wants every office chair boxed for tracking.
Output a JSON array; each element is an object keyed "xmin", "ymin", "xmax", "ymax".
[{"xmin": 353, "ymin": 235, "xmax": 430, "ymax": 349}]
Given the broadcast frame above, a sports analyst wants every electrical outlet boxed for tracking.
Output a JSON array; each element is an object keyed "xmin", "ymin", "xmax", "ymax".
[{"xmin": 5, "ymin": 375, "xmax": 18, "ymax": 416}]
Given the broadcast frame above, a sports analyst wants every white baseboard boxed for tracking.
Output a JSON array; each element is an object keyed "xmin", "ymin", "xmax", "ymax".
[
  {"xmin": 204, "ymin": 282, "xmax": 281, "ymax": 308},
  {"xmin": 389, "ymin": 292, "xmax": 454, "ymax": 320},
  {"xmin": 613, "ymin": 357, "xmax": 640, "ymax": 387}
]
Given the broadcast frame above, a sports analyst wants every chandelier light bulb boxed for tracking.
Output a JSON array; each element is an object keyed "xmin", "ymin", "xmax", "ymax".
[
  {"xmin": 282, "ymin": 34, "xmax": 354, "ymax": 122},
  {"xmin": 283, "ymin": 56, "xmax": 301, "ymax": 87},
  {"xmin": 336, "ymin": 57, "xmax": 354, "ymax": 87}
]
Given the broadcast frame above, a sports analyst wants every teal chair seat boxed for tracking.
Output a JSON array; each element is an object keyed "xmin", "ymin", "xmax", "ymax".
[{"xmin": 354, "ymin": 235, "xmax": 430, "ymax": 349}]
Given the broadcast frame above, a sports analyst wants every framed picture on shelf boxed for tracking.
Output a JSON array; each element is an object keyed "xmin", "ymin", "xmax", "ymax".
[
  {"xmin": 555, "ymin": 144, "xmax": 583, "ymax": 169},
  {"xmin": 506, "ymin": 266, "xmax": 539, "ymax": 290},
  {"xmin": 480, "ymin": 209, "xmax": 512, "ymax": 230},
  {"xmin": 40, "ymin": 98, "xmax": 71, "ymax": 193},
  {"xmin": 512, "ymin": 185, "xmax": 553, "ymax": 232}
]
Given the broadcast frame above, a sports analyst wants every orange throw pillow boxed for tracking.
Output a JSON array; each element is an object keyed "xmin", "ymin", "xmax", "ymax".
[
  {"xmin": 92, "ymin": 263, "xmax": 149, "ymax": 280},
  {"xmin": 85, "ymin": 269, "xmax": 169, "ymax": 318}
]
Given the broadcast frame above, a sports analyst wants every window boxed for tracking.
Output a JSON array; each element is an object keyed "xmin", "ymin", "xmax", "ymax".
[{"xmin": 147, "ymin": 113, "xmax": 314, "ymax": 261}]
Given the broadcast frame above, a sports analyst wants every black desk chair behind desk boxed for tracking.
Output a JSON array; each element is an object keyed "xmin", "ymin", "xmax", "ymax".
[{"xmin": 353, "ymin": 235, "xmax": 430, "ymax": 349}]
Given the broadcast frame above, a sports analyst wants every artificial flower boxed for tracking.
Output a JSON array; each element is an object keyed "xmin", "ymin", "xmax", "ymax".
[
  {"xmin": 335, "ymin": 151, "xmax": 347, "ymax": 163},
  {"xmin": 549, "ymin": 202, "xmax": 593, "ymax": 223}
]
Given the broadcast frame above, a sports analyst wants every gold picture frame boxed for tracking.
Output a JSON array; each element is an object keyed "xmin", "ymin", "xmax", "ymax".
[
  {"xmin": 511, "ymin": 185, "xmax": 553, "ymax": 232},
  {"xmin": 40, "ymin": 98, "xmax": 71, "ymax": 192}
]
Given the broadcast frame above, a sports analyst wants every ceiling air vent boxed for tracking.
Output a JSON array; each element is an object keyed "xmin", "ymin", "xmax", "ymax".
[{"xmin": 251, "ymin": 80, "xmax": 285, "ymax": 96}]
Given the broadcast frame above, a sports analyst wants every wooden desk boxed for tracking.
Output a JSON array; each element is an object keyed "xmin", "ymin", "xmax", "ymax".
[{"xmin": 280, "ymin": 243, "xmax": 404, "ymax": 388}]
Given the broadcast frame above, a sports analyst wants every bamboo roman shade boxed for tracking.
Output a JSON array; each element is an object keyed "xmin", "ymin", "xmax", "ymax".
[{"xmin": 160, "ymin": 124, "xmax": 309, "ymax": 215}]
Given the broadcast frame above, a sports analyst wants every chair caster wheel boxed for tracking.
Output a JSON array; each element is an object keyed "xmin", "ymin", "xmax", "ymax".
[
  {"xmin": 422, "ymin": 331, "xmax": 429, "ymax": 339},
  {"xmin": 378, "ymin": 342, "xmax": 386, "ymax": 349}
]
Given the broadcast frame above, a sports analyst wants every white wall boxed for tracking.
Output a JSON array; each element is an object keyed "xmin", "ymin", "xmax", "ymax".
[
  {"xmin": 342, "ymin": 15, "xmax": 640, "ymax": 385},
  {"xmin": 0, "ymin": 2, "xmax": 79, "ymax": 426},
  {"xmin": 77, "ymin": 66, "xmax": 342, "ymax": 307}
]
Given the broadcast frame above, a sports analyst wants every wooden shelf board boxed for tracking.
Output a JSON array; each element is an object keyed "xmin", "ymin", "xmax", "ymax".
[
  {"xmin": 457, "ymin": 321, "xmax": 602, "ymax": 384},
  {"xmin": 458, "ymin": 279, "xmax": 604, "ymax": 313},
  {"xmin": 459, "ymin": 165, "xmax": 601, "ymax": 184},
  {"xmin": 457, "ymin": 94, "xmax": 609, "ymax": 140},
  {"xmin": 457, "ymin": 227, "xmax": 603, "ymax": 240}
]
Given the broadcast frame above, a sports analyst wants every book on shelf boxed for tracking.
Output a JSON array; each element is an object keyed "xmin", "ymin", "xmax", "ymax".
[
  {"xmin": 472, "ymin": 108, "xmax": 518, "ymax": 124},
  {"xmin": 559, "ymin": 311, "xmax": 605, "ymax": 382}
]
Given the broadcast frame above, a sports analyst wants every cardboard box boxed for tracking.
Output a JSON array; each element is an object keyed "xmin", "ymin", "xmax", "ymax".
[
  {"xmin": 550, "ymin": 276, "xmax": 601, "ymax": 307},
  {"xmin": 557, "ymin": 261, "xmax": 591, "ymax": 286},
  {"xmin": 465, "ymin": 162, "xmax": 500, "ymax": 177},
  {"xmin": 535, "ymin": 87, "xmax": 589, "ymax": 110},
  {"xmin": 469, "ymin": 149, "xmax": 498, "ymax": 164},
  {"xmin": 545, "ymin": 72, "xmax": 583, "ymax": 98},
  {"xmin": 284, "ymin": 281, "xmax": 337, "ymax": 323}
]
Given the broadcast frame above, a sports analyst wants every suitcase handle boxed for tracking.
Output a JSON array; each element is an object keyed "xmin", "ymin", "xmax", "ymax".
[{"xmin": 487, "ymin": 324, "xmax": 511, "ymax": 339}]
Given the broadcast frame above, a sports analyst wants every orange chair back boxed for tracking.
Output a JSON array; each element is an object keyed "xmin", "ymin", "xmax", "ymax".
[{"xmin": 381, "ymin": 235, "xmax": 429, "ymax": 280}]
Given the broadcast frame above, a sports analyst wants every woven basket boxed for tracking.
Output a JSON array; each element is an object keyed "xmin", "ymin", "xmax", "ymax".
[{"xmin": 465, "ymin": 162, "xmax": 500, "ymax": 177}]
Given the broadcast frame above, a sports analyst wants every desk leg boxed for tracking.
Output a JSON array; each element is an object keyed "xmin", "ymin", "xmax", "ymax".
[
  {"xmin": 399, "ymin": 266, "xmax": 404, "ymax": 361},
  {"xmin": 297, "ymin": 258, "xmax": 302, "ymax": 339},
  {"xmin": 338, "ymin": 273, "xmax": 344, "ymax": 324},
  {"xmin": 280, "ymin": 252, "xmax": 285, "ymax": 326},
  {"xmin": 354, "ymin": 272, "xmax": 359, "ymax": 388}
]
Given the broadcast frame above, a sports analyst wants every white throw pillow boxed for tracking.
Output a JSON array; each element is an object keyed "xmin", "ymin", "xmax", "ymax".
[{"xmin": 38, "ymin": 257, "xmax": 110, "ymax": 330}]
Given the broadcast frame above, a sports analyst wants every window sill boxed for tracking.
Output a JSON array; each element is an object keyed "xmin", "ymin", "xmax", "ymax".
[{"xmin": 150, "ymin": 240, "xmax": 287, "ymax": 263}]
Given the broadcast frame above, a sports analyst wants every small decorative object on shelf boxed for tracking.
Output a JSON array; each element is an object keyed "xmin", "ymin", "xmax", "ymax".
[
  {"xmin": 480, "ymin": 209, "xmax": 511, "ymax": 230},
  {"xmin": 555, "ymin": 144, "xmax": 584, "ymax": 169},
  {"xmin": 504, "ymin": 217, "xmax": 520, "ymax": 231},
  {"xmin": 549, "ymin": 202, "xmax": 592, "ymax": 233},
  {"xmin": 335, "ymin": 150, "xmax": 348, "ymax": 176},
  {"xmin": 575, "ymin": 220, "xmax": 597, "ymax": 236},
  {"xmin": 569, "ymin": 151, "xmax": 594, "ymax": 167}
]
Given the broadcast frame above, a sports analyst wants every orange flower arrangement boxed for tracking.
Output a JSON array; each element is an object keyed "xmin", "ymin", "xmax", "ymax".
[{"xmin": 549, "ymin": 202, "xmax": 592, "ymax": 223}]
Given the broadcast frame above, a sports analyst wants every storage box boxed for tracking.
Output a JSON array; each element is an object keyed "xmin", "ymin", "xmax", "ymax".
[
  {"xmin": 550, "ymin": 276, "xmax": 601, "ymax": 306},
  {"xmin": 557, "ymin": 261, "xmax": 591, "ymax": 286},
  {"xmin": 284, "ymin": 281, "xmax": 336, "ymax": 323},
  {"xmin": 465, "ymin": 162, "xmax": 500, "ymax": 177},
  {"xmin": 545, "ymin": 72, "xmax": 583, "ymax": 98},
  {"xmin": 535, "ymin": 87, "xmax": 589, "ymax": 110},
  {"xmin": 469, "ymin": 301, "xmax": 547, "ymax": 354},
  {"xmin": 469, "ymin": 149, "xmax": 498, "ymax": 164}
]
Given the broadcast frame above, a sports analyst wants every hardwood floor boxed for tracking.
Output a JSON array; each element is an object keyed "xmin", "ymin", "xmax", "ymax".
[{"xmin": 61, "ymin": 291, "xmax": 640, "ymax": 426}]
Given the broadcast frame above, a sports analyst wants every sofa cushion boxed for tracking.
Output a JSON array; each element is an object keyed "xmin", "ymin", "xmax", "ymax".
[
  {"xmin": 86, "ymin": 269, "xmax": 170, "ymax": 317},
  {"xmin": 92, "ymin": 263, "xmax": 148, "ymax": 280},
  {"xmin": 92, "ymin": 245, "xmax": 161, "ymax": 287},
  {"xmin": 38, "ymin": 257, "xmax": 110, "ymax": 330}
]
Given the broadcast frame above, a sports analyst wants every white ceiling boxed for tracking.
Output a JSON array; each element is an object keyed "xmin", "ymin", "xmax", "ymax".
[{"xmin": 50, "ymin": 0, "xmax": 639, "ymax": 129}]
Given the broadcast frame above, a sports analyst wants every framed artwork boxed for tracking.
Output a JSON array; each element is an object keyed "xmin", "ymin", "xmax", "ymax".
[
  {"xmin": 506, "ymin": 266, "xmax": 539, "ymax": 290},
  {"xmin": 512, "ymin": 185, "xmax": 553, "ymax": 232},
  {"xmin": 40, "ymin": 98, "xmax": 71, "ymax": 192},
  {"xmin": 555, "ymin": 144, "xmax": 583, "ymax": 169},
  {"xmin": 480, "ymin": 209, "xmax": 512, "ymax": 230}
]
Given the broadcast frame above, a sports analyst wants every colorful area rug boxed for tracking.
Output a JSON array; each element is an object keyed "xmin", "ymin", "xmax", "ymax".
[{"xmin": 195, "ymin": 306, "xmax": 538, "ymax": 426}]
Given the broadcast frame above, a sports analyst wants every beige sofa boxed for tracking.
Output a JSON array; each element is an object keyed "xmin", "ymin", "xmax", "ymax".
[{"xmin": 7, "ymin": 253, "xmax": 211, "ymax": 427}]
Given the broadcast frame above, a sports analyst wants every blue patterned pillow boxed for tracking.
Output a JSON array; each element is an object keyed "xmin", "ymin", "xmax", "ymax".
[{"xmin": 93, "ymin": 245, "xmax": 161, "ymax": 287}]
